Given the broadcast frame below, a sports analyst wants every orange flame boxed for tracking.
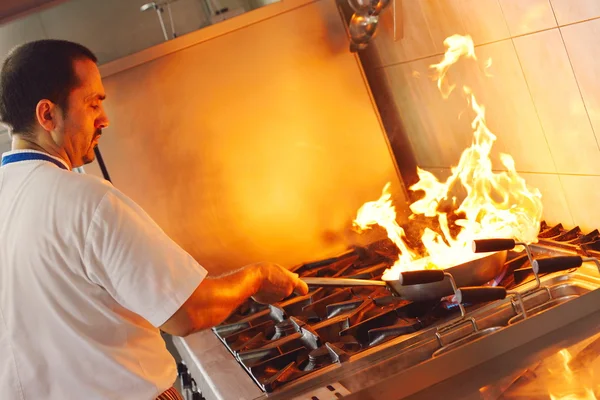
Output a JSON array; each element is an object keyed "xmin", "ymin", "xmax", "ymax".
[
  {"xmin": 551, "ymin": 391, "xmax": 597, "ymax": 400},
  {"xmin": 354, "ymin": 34, "xmax": 543, "ymax": 280},
  {"xmin": 431, "ymin": 34, "xmax": 476, "ymax": 98},
  {"xmin": 353, "ymin": 183, "xmax": 418, "ymax": 265},
  {"xmin": 548, "ymin": 349, "xmax": 597, "ymax": 399}
]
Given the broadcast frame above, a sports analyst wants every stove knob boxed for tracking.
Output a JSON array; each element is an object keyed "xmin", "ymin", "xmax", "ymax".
[
  {"xmin": 192, "ymin": 391, "xmax": 204, "ymax": 400},
  {"xmin": 177, "ymin": 361, "xmax": 192, "ymax": 388},
  {"xmin": 191, "ymin": 379, "xmax": 205, "ymax": 400},
  {"xmin": 177, "ymin": 361, "xmax": 188, "ymax": 376},
  {"xmin": 181, "ymin": 372, "xmax": 192, "ymax": 390}
]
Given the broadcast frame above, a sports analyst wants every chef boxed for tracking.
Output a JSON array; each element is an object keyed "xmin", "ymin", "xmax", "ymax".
[{"xmin": 0, "ymin": 39, "xmax": 309, "ymax": 400}]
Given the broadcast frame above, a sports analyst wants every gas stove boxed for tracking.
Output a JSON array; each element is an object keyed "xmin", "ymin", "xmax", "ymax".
[{"xmin": 173, "ymin": 222, "xmax": 600, "ymax": 400}]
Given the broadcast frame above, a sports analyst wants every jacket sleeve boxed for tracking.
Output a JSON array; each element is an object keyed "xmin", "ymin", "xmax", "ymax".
[{"xmin": 83, "ymin": 188, "xmax": 207, "ymax": 327}]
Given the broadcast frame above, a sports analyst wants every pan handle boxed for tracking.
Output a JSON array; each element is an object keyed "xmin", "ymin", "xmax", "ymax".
[
  {"xmin": 301, "ymin": 277, "xmax": 387, "ymax": 287},
  {"xmin": 455, "ymin": 287, "xmax": 507, "ymax": 304},
  {"xmin": 398, "ymin": 270, "xmax": 445, "ymax": 285},
  {"xmin": 472, "ymin": 239, "xmax": 516, "ymax": 253},
  {"xmin": 533, "ymin": 256, "xmax": 583, "ymax": 275}
]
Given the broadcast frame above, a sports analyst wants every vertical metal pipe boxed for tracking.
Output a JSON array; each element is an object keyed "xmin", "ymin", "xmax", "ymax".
[
  {"xmin": 94, "ymin": 146, "xmax": 112, "ymax": 183},
  {"xmin": 167, "ymin": 3, "xmax": 177, "ymax": 38},
  {"xmin": 155, "ymin": 6, "xmax": 169, "ymax": 41}
]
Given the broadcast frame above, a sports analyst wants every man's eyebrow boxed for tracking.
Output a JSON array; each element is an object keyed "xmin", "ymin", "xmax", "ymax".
[{"xmin": 85, "ymin": 93, "xmax": 107, "ymax": 101}]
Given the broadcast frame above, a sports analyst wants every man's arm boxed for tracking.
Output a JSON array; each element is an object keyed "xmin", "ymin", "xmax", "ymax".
[
  {"xmin": 83, "ymin": 187, "xmax": 308, "ymax": 334},
  {"xmin": 160, "ymin": 262, "xmax": 308, "ymax": 337}
]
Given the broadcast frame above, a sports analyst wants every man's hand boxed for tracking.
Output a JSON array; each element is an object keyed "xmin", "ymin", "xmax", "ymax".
[
  {"xmin": 251, "ymin": 262, "xmax": 309, "ymax": 304},
  {"xmin": 160, "ymin": 261, "xmax": 309, "ymax": 336}
]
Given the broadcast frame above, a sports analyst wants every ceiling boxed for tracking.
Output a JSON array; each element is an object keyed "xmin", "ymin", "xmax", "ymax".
[{"xmin": 0, "ymin": 0, "xmax": 68, "ymax": 24}]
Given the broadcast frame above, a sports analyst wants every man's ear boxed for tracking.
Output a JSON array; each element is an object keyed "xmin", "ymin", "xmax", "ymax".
[{"xmin": 35, "ymin": 99, "xmax": 58, "ymax": 132}]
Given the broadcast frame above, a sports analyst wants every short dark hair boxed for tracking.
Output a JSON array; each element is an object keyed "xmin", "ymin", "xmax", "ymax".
[{"xmin": 0, "ymin": 40, "xmax": 97, "ymax": 134}]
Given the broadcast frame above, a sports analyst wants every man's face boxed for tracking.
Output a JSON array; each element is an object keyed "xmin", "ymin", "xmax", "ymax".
[{"xmin": 57, "ymin": 58, "xmax": 109, "ymax": 168}]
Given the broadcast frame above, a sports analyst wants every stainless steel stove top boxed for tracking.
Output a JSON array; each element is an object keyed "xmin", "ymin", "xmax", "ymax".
[{"xmin": 173, "ymin": 223, "xmax": 600, "ymax": 400}]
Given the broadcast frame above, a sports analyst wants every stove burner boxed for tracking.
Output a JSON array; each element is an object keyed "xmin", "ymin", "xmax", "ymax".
[
  {"xmin": 212, "ymin": 222, "xmax": 600, "ymax": 393},
  {"xmin": 273, "ymin": 320, "xmax": 298, "ymax": 339},
  {"xmin": 305, "ymin": 346, "xmax": 330, "ymax": 370}
]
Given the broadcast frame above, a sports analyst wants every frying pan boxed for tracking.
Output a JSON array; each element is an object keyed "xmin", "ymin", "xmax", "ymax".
[{"xmin": 302, "ymin": 244, "xmax": 508, "ymax": 302}]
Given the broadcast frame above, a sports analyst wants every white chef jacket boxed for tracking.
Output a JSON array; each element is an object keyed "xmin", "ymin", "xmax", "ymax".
[{"xmin": 0, "ymin": 150, "xmax": 207, "ymax": 400}]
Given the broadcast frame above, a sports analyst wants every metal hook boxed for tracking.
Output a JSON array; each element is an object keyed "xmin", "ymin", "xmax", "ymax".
[{"xmin": 392, "ymin": 0, "xmax": 396, "ymax": 41}]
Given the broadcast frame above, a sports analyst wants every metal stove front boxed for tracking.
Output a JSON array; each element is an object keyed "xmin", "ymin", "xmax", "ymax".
[{"xmin": 173, "ymin": 223, "xmax": 600, "ymax": 400}]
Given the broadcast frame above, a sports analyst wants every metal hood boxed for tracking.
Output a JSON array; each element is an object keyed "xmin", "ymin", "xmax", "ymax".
[{"xmin": 0, "ymin": 0, "xmax": 68, "ymax": 24}]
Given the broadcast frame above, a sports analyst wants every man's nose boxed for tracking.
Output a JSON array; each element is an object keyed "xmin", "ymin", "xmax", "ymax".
[{"xmin": 96, "ymin": 110, "xmax": 109, "ymax": 129}]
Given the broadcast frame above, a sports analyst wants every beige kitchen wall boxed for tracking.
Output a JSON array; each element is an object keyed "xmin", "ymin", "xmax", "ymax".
[
  {"xmin": 362, "ymin": 0, "xmax": 600, "ymax": 232},
  {"xmin": 83, "ymin": 0, "xmax": 407, "ymax": 274}
]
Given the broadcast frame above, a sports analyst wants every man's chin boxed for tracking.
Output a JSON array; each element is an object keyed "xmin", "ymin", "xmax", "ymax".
[
  {"xmin": 80, "ymin": 148, "xmax": 97, "ymax": 166},
  {"xmin": 81, "ymin": 153, "xmax": 96, "ymax": 165}
]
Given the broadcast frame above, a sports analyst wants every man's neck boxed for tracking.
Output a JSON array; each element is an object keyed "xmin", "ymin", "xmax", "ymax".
[{"xmin": 11, "ymin": 135, "xmax": 73, "ymax": 170}]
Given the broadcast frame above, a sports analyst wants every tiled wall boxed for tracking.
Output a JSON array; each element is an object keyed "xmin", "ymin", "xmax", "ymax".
[
  {"xmin": 0, "ymin": 131, "xmax": 10, "ymax": 154},
  {"xmin": 363, "ymin": 0, "xmax": 600, "ymax": 232}
]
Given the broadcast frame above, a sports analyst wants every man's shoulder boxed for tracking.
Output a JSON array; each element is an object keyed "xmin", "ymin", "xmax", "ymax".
[
  {"xmin": 58, "ymin": 172, "xmax": 147, "ymax": 220},
  {"xmin": 54, "ymin": 170, "xmax": 116, "ymax": 205}
]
